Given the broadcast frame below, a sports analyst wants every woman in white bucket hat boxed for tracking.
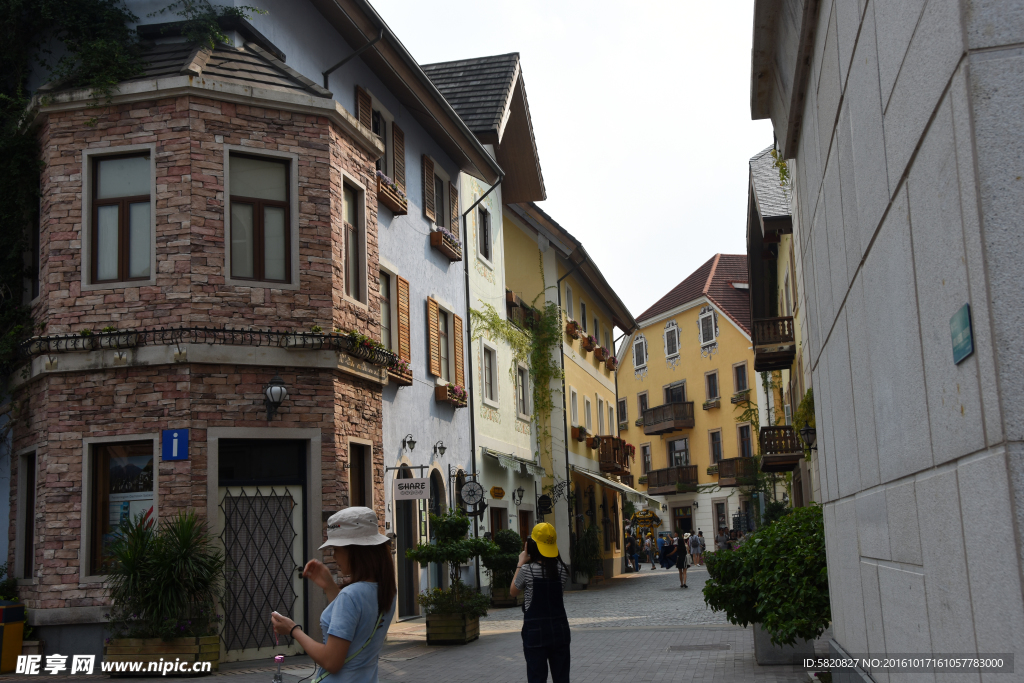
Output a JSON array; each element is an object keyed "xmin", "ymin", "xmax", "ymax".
[{"xmin": 271, "ymin": 507, "xmax": 396, "ymax": 683}]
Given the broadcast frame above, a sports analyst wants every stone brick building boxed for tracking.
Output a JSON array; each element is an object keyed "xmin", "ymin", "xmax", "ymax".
[{"xmin": 5, "ymin": 5, "xmax": 498, "ymax": 658}]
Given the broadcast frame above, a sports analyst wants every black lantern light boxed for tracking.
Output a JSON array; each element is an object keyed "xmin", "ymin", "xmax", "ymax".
[
  {"xmin": 263, "ymin": 376, "xmax": 289, "ymax": 420},
  {"xmin": 512, "ymin": 487, "xmax": 525, "ymax": 506},
  {"xmin": 403, "ymin": 434, "xmax": 417, "ymax": 451},
  {"xmin": 433, "ymin": 440, "xmax": 446, "ymax": 456},
  {"xmin": 799, "ymin": 426, "xmax": 817, "ymax": 451}
]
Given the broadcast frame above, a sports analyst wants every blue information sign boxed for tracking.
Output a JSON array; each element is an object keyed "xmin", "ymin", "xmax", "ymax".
[
  {"xmin": 950, "ymin": 303, "xmax": 974, "ymax": 365},
  {"xmin": 162, "ymin": 429, "xmax": 189, "ymax": 461}
]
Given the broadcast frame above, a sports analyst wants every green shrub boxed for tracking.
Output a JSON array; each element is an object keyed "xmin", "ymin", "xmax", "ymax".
[
  {"xmin": 406, "ymin": 510, "xmax": 497, "ymax": 616},
  {"xmin": 762, "ymin": 499, "xmax": 791, "ymax": 526},
  {"xmin": 0, "ymin": 562, "xmax": 18, "ymax": 602},
  {"xmin": 106, "ymin": 509, "xmax": 224, "ymax": 639},
  {"xmin": 703, "ymin": 505, "xmax": 829, "ymax": 646},
  {"xmin": 570, "ymin": 522, "xmax": 602, "ymax": 580},
  {"xmin": 416, "ymin": 585, "xmax": 491, "ymax": 619},
  {"xmin": 481, "ymin": 528, "xmax": 521, "ymax": 587}
]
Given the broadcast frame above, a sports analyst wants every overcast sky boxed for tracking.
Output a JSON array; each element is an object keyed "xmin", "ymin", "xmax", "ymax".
[{"xmin": 374, "ymin": 0, "xmax": 774, "ymax": 323}]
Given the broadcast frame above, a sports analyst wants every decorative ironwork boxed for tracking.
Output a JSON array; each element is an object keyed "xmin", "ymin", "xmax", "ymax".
[
  {"xmin": 18, "ymin": 326, "xmax": 401, "ymax": 368},
  {"xmin": 220, "ymin": 487, "xmax": 300, "ymax": 653},
  {"xmin": 550, "ymin": 477, "xmax": 572, "ymax": 504}
]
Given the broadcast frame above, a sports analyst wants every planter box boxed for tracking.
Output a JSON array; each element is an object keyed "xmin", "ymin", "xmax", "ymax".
[
  {"xmin": 594, "ymin": 347, "xmax": 608, "ymax": 362},
  {"xmin": 425, "ymin": 614, "xmax": 479, "ymax": 645},
  {"xmin": 490, "ymin": 585, "xmax": 518, "ymax": 607},
  {"xmin": 731, "ymin": 391, "xmax": 750, "ymax": 404},
  {"xmin": 580, "ymin": 338, "xmax": 595, "ymax": 353},
  {"xmin": 430, "ymin": 230, "xmax": 463, "ymax": 261},
  {"xmin": 606, "ymin": 358, "xmax": 618, "ymax": 371},
  {"xmin": 702, "ymin": 399, "xmax": 721, "ymax": 410},
  {"xmin": 64, "ymin": 336, "xmax": 98, "ymax": 352},
  {"xmin": 434, "ymin": 384, "xmax": 467, "ymax": 408},
  {"xmin": 388, "ymin": 368, "xmax": 413, "ymax": 386},
  {"xmin": 752, "ymin": 623, "xmax": 814, "ymax": 665},
  {"xmin": 376, "ymin": 176, "xmax": 408, "ymax": 215},
  {"xmin": 565, "ymin": 321, "xmax": 581, "ymax": 339},
  {"xmin": 571, "ymin": 426, "xmax": 587, "ymax": 442},
  {"xmin": 104, "ymin": 636, "xmax": 219, "ymax": 675},
  {"xmin": 25, "ymin": 337, "xmax": 51, "ymax": 355}
]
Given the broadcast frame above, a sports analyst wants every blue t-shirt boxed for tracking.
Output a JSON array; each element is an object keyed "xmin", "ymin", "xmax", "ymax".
[{"xmin": 318, "ymin": 582, "xmax": 396, "ymax": 683}]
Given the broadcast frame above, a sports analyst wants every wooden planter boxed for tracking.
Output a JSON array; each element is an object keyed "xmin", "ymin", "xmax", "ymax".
[
  {"xmin": 594, "ymin": 347, "xmax": 608, "ymax": 362},
  {"xmin": 490, "ymin": 585, "xmax": 518, "ymax": 607},
  {"xmin": 571, "ymin": 426, "xmax": 587, "ymax": 442},
  {"xmin": 580, "ymin": 338, "xmax": 595, "ymax": 353},
  {"xmin": 702, "ymin": 399, "xmax": 721, "ymax": 410},
  {"xmin": 388, "ymin": 368, "xmax": 413, "ymax": 386},
  {"xmin": 425, "ymin": 613, "xmax": 479, "ymax": 645},
  {"xmin": 104, "ymin": 636, "xmax": 219, "ymax": 676},
  {"xmin": 376, "ymin": 176, "xmax": 408, "ymax": 215},
  {"xmin": 434, "ymin": 384, "xmax": 467, "ymax": 408},
  {"xmin": 606, "ymin": 357, "xmax": 618, "ymax": 371},
  {"xmin": 430, "ymin": 230, "xmax": 463, "ymax": 261},
  {"xmin": 565, "ymin": 320, "xmax": 581, "ymax": 339}
]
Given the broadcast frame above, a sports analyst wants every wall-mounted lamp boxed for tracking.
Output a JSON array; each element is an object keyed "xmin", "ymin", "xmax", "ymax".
[
  {"xmin": 512, "ymin": 487, "xmax": 525, "ymax": 506},
  {"xmin": 403, "ymin": 434, "xmax": 417, "ymax": 451},
  {"xmin": 692, "ymin": 500, "xmax": 699, "ymax": 508},
  {"xmin": 433, "ymin": 440, "xmax": 446, "ymax": 456},
  {"xmin": 799, "ymin": 427, "xmax": 817, "ymax": 451},
  {"xmin": 263, "ymin": 376, "xmax": 289, "ymax": 421}
]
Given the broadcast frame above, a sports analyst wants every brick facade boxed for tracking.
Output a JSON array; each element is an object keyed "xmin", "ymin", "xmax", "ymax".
[{"xmin": 10, "ymin": 94, "xmax": 387, "ymax": 612}]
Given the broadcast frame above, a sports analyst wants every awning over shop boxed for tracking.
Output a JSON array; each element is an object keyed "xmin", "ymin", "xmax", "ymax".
[
  {"xmin": 483, "ymin": 448, "xmax": 546, "ymax": 476},
  {"xmin": 569, "ymin": 465, "xmax": 663, "ymax": 510}
]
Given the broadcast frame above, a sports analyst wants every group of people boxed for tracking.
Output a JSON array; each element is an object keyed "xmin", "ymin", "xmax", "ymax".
[{"xmin": 623, "ymin": 529, "xmax": 705, "ymax": 588}]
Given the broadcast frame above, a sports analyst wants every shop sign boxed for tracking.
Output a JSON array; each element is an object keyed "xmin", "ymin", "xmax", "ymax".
[
  {"xmin": 490, "ymin": 486, "xmax": 505, "ymax": 500},
  {"xmin": 161, "ymin": 429, "xmax": 189, "ymax": 461},
  {"xmin": 537, "ymin": 494, "xmax": 553, "ymax": 514},
  {"xmin": 395, "ymin": 478, "xmax": 429, "ymax": 500}
]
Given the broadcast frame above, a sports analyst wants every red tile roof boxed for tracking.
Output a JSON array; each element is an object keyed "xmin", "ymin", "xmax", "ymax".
[{"xmin": 636, "ymin": 254, "xmax": 750, "ymax": 335}]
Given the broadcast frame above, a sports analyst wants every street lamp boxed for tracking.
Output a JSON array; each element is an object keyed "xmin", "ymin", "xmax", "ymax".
[
  {"xmin": 799, "ymin": 426, "xmax": 817, "ymax": 451},
  {"xmin": 512, "ymin": 487, "xmax": 525, "ymax": 506},
  {"xmin": 263, "ymin": 376, "xmax": 289, "ymax": 420},
  {"xmin": 403, "ymin": 434, "xmax": 417, "ymax": 451},
  {"xmin": 433, "ymin": 440, "xmax": 446, "ymax": 456}
]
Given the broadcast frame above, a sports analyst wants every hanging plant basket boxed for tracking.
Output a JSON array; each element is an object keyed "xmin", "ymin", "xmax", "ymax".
[
  {"xmin": 606, "ymin": 356, "xmax": 618, "ymax": 371},
  {"xmin": 565, "ymin": 320, "xmax": 581, "ymax": 339},
  {"xmin": 594, "ymin": 347, "xmax": 608, "ymax": 362}
]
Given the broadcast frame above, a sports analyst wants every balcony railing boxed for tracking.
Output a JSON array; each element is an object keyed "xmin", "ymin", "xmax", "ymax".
[
  {"xmin": 717, "ymin": 457, "xmax": 757, "ymax": 487},
  {"xmin": 642, "ymin": 401, "xmax": 695, "ymax": 435},
  {"xmin": 646, "ymin": 465, "xmax": 698, "ymax": 495},
  {"xmin": 619, "ymin": 473, "xmax": 634, "ymax": 488},
  {"xmin": 598, "ymin": 436, "xmax": 629, "ymax": 475},
  {"xmin": 759, "ymin": 425, "xmax": 803, "ymax": 472},
  {"xmin": 753, "ymin": 316, "xmax": 796, "ymax": 371}
]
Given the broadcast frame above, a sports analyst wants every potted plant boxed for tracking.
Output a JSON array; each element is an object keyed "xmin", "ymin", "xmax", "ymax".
[
  {"xmin": 571, "ymin": 425, "xmax": 587, "ymax": 442},
  {"xmin": 570, "ymin": 522, "xmax": 602, "ymax": 587},
  {"xmin": 580, "ymin": 334, "xmax": 597, "ymax": 352},
  {"xmin": 103, "ymin": 510, "xmax": 224, "ymax": 672},
  {"xmin": 375, "ymin": 170, "xmax": 408, "ymax": 215},
  {"xmin": 564, "ymin": 320, "xmax": 581, "ymax": 339},
  {"xmin": 286, "ymin": 325, "xmax": 327, "ymax": 350},
  {"xmin": 606, "ymin": 355, "xmax": 618, "ymax": 371},
  {"xmin": 594, "ymin": 347, "xmax": 608, "ymax": 362},
  {"xmin": 702, "ymin": 398, "xmax": 721, "ymax": 410},
  {"xmin": 429, "ymin": 226, "xmax": 463, "ymax": 261},
  {"xmin": 435, "ymin": 383, "xmax": 467, "ymax": 407},
  {"xmin": 703, "ymin": 505, "xmax": 828, "ymax": 664},
  {"xmin": 407, "ymin": 510, "xmax": 497, "ymax": 644},
  {"xmin": 481, "ymin": 529, "xmax": 522, "ymax": 607}
]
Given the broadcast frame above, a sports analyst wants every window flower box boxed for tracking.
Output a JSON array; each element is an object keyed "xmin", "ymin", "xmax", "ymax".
[
  {"xmin": 707, "ymin": 465, "xmax": 719, "ymax": 475},
  {"xmin": 435, "ymin": 383, "xmax": 467, "ymax": 408},
  {"xmin": 634, "ymin": 417, "xmax": 644, "ymax": 427},
  {"xmin": 606, "ymin": 356, "xmax": 618, "ymax": 371},
  {"xmin": 637, "ymin": 475, "xmax": 648, "ymax": 485},
  {"xmin": 594, "ymin": 347, "xmax": 609, "ymax": 362},
  {"xmin": 430, "ymin": 228, "xmax": 463, "ymax": 261},
  {"xmin": 388, "ymin": 358, "xmax": 413, "ymax": 386},
  {"xmin": 581, "ymin": 335, "xmax": 597, "ymax": 353},
  {"xmin": 731, "ymin": 389, "xmax": 751, "ymax": 404},
  {"xmin": 565, "ymin": 320, "xmax": 581, "ymax": 339},
  {"xmin": 376, "ymin": 171, "xmax": 408, "ymax": 215},
  {"xmin": 587, "ymin": 435, "xmax": 600, "ymax": 449},
  {"xmin": 572, "ymin": 426, "xmax": 587, "ymax": 442},
  {"xmin": 65, "ymin": 333, "xmax": 98, "ymax": 352},
  {"xmin": 702, "ymin": 399, "xmax": 721, "ymax": 410}
]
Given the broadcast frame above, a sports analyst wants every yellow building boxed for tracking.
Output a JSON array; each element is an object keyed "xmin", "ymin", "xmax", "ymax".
[
  {"xmin": 618, "ymin": 254, "xmax": 767, "ymax": 538},
  {"xmin": 503, "ymin": 203, "xmax": 650, "ymax": 581}
]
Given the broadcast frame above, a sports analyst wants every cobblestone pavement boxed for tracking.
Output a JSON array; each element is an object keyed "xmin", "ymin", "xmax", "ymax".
[{"xmin": 0, "ymin": 565, "xmax": 826, "ymax": 682}]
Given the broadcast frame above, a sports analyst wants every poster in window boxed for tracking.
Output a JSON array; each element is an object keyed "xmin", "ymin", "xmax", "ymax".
[{"xmin": 97, "ymin": 448, "xmax": 154, "ymax": 571}]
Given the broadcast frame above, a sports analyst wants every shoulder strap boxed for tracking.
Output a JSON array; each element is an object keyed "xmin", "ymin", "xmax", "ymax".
[{"xmin": 311, "ymin": 611, "xmax": 384, "ymax": 683}]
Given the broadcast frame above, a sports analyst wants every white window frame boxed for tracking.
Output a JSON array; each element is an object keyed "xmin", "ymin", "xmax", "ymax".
[
  {"xmin": 633, "ymin": 333, "xmax": 648, "ymax": 369},
  {"xmin": 617, "ymin": 398, "xmax": 628, "ymax": 426},
  {"xmin": 223, "ymin": 144, "xmax": 303, "ymax": 291},
  {"xmin": 565, "ymin": 285, "xmax": 574, "ymax": 320},
  {"xmin": 481, "ymin": 340, "xmax": 499, "ymax": 407},
  {"xmin": 81, "ymin": 144, "xmax": 158, "ymax": 292},
  {"xmin": 570, "ymin": 387, "xmax": 579, "ymax": 426},
  {"xmin": 81, "ymin": 433, "xmax": 161, "ymax": 582},
  {"xmin": 664, "ymin": 320, "xmax": 680, "ymax": 358},
  {"xmin": 608, "ymin": 404, "xmax": 615, "ymax": 435},
  {"xmin": 516, "ymin": 363, "xmax": 531, "ymax": 420},
  {"xmin": 476, "ymin": 205, "xmax": 493, "ymax": 267},
  {"xmin": 699, "ymin": 307, "xmax": 718, "ymax": 346},
  {"xmin": 584, "ymin": 397, "xmax": 593, "ymax": 433},
  {"xmin": 597, "ymin": 397, "xmax": 605, "ymax": 435}
]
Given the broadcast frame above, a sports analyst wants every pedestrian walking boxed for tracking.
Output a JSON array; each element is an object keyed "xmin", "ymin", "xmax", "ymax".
[
  {"xmin": 715, "ymin": 527, "xmax": 729, "ymax": 551},
  {"xmin": 664, "ymin": 532, "xmax": 679, "ymax": 569},
  {"xmin": 678, "ymin": 533, "xmax": 691, "ymax": 588},
  {"xmin": 624, "ymin": 534, "xmax": 636, "ymax": 572},
  {"xmin": 271, "ymin": 507, "xmax": 396, "ymax": 683},
  {"xmin": 510, "ymin": 523, "xmax": 571, "ymax": 683},
  {"xmin": 656, "ymin": 534, "xmax": 666, "ymax": 568},
  {"xmin": 688, "ymin": 530, "xmax": 701, "ymax": 567},
  {"xmin": 629, "ymin": 534, "xmax": 640, "ymax": 572},
  {"xmin": 645, "ymin": 534, "xmax": 656, "ymax": 570},
  {"xmin": 696, "ymin": 531, "xmax": 706, "ymax": 565}
]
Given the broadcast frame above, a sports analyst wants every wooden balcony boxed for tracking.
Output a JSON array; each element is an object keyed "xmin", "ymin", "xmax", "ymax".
[
  {"xmin": 717, "ymin": 457, "xmax": 757, "ymax": 487},
  {"xmin": 642, "ymin": 402, "xmax": 695, "ymax": 435},
  {"xmin": 598, "ymin": 436, "xmax": 629, "ymax": 475},
  {"xmin": 646, "ymin": 465, "xmax": 698, "ymax": 495},
  {"xmin": 753, "ymin": 316, "xmax": 796, "ymax": 371},
  {"xmin": 759, "ymin": 425, "xmax": 803, "ymax": 472}
]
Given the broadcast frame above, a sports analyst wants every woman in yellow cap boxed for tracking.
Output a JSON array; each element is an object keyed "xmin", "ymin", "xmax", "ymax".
[{"xmin": 509, "ymin": 522, "xmax": 571, "ymax": 683}]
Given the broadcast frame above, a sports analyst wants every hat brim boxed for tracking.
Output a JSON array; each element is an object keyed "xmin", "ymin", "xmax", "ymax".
[
  {"xmin": 535, "ymin": 540, "xmax": 559, "ymax": 558},
  {"xmin": 319, "ymin": 533, "xmax": 390, "ymax": 550}
]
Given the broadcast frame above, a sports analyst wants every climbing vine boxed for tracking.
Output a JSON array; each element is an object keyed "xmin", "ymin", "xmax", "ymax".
[
  {"xmin": 770, "ymin": 147, "xmax": 790, "ymax": 195},
  {"xmin": 470, "ymin": 253, "xmax": 564, "ymax": 466}
]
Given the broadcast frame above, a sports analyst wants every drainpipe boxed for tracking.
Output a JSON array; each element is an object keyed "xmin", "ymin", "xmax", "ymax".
[
  {"xmin": 462, "ymin": 174, "xmax": 503, "ymax": 591},
  {"xmin": 322, "ymin": 28, "xmax": 384, "ymax": 89}
]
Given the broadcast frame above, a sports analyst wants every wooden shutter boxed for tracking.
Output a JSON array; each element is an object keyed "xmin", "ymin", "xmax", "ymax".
[
  {"xmin": 392, "ymin": 123, "xmax": 406, "ymax": 192},
  {"xmin": 422, "ymin": 155, "xmax": 435, "ymax": 222},
  {"xmin": 427, "ymin": 297, "xmax": 441, "ymax": 376},
  {"xmin": 355, "ymin": 87, "xmax": 372, "ymax": 129},
  {"xmin": 397, "ymin": 276, "xmax": 411, "ymax": 365},
  {"xmin": 449, "ymin": 182, "xmax": 459, "ymax": 236},
  {"xmin": 453, "ymin": 313, "xmax": 465, "ymax": 388}
]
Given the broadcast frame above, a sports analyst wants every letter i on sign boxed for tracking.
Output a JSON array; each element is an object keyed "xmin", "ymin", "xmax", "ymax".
[{"xmin": 162, "ymin": 429, "xmax": 189, "ymax": 461}]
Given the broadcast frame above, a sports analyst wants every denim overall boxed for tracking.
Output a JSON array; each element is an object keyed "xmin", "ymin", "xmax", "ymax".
[{"xmin": 521, "ymin": 566, "xmax": 571, "ymax": 683}]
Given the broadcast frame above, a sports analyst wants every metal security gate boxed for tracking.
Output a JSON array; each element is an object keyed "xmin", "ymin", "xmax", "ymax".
[{"xmin": 220, "ymin": 485, "xmax": 305, "ymax": 657}]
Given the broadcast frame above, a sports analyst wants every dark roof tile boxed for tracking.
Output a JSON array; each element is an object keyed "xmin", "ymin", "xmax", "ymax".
[
  {"xmin": 421, "ymin": 53, "xmax": 519, "ymax": 135},
  {"xmin": 749, "ymin": 145, "xmax": 790, "ymax": 219},
  {"xmin": 637, "ymin": 254, "xmax": 750, "ymax": 334}
]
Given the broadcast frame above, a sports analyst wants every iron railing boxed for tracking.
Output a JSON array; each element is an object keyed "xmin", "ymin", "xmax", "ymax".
[{"xmin": 17, "ymin": 326, "xmax": 401, "ymax": 369}]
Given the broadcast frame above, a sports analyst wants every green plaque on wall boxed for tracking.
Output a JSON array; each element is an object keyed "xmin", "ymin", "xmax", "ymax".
[{"xmin": 950, "ymin": 303, "xmax": 974, "ymax": 364}]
